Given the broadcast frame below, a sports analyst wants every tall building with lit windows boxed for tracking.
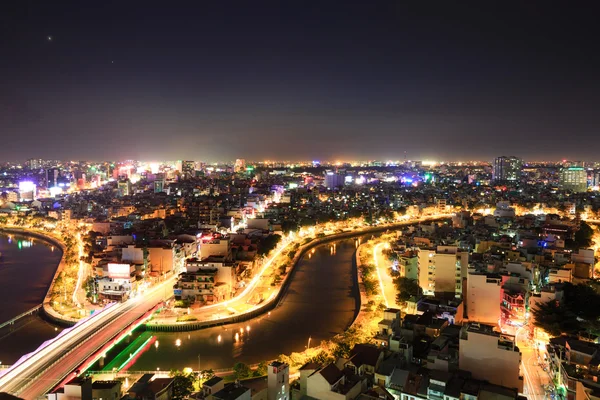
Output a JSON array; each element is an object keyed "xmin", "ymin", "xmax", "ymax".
[
  {"xmin": 117, "ymin": 179, "xmax": 132, "ymax": 197},
  {"xmin": 234, "ymin": 159, "xmax": 246, "ymax": 173},
  {"xmin": 182, "ymin": 160, "xmax": 196, "ymax": 179},
  {"xmin": 560, "ymin": 167, "xmax": 588, "ymax": 193},
  {"xmin": 27, "ymin": 158, "xmax": 44, "ymax": 170},
  {"xmin": 46, "ymin": 168, "xmax": 61, "ymax": 188},
  {"xmin": 492, "ymin": 156, "xmax": 522, "ymax": 182},
  {"xmin": 324, "ymin": 171, "xmax": 344, "ymax": 189}
]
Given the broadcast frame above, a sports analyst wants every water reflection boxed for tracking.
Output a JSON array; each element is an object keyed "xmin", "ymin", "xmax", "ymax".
[
  {"xmin": 0, "ymin": 233, "xmax": 62, "ymax": 322},
  {"xmin": 0, "ymin": 233, "xmax": 63, "ymax": 363},
  {"xmin": 128, "ymin": 236, "xmax": 364, "ymax": 371}
]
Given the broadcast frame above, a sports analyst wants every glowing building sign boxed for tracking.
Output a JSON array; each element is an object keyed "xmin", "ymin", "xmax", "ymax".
[
  {"xmin": 107, "ymin": 263, "xmax": 131, "ymax": 279},
  {"xmin": 19, "ymin": 181, "xmax": 36, "ymax": 193}
]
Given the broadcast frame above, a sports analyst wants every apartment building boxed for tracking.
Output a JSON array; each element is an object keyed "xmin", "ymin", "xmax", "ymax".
[
  {"xmin": 465, "ymin": 271, "xmax": 502, "ymax": 325},
  {"xmin": 458, "ymin": 323, "xmax": 523, "ymax": 392},
  {"xmin": 418, "ymin": 246, "xmax": 469, "ymax": 298}
]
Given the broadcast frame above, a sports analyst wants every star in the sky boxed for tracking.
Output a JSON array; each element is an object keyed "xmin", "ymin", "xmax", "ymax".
[{"xmin": 47, "ymin": 35, "xmax": 53, "ymax": 42}]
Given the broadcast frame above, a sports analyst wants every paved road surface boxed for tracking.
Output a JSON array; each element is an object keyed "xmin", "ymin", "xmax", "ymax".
[
  {"xmin": 373, "ymin": 242, "xmax": 402, "ymax": 310},
  {"xmin": 1, "ymin": 214, "xmax": 453, "ymax": 398},
  {"xmin": 516, "ymin": 326, "xmax": 551, "ymax": 400},
  {"xmin": 0, "ymin": 278, "xmax": 174, "ymax": 399}
]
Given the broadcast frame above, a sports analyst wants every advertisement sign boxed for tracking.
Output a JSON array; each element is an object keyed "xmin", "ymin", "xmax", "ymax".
[
  {"xmin": 19, "ymin": 181, "xmax": 36, "ymax": 192},
  {"xmin": 108, "ymin": 263, "xmax": 131, "ymax": 279}
]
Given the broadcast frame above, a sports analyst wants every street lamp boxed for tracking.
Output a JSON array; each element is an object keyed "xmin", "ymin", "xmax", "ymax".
[{"xmin": 307, "ymin": 336, "xmax": 312, "ymax": 349}]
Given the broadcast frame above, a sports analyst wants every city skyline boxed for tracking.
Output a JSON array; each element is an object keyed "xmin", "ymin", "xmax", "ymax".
[
  {"xmin": 2, "ymin": 1, "xmax": 599, "ymax": 161},
  {"xmin": 9, "ymin": 157, "xmax": 600, "ymax": 166},
  {"xmin": 2, "ymin": 2, "xmax": 600, "ymax": 399}
]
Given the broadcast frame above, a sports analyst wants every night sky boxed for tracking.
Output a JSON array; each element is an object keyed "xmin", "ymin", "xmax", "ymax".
[{"xmin": 1, "ymin": 1, "xmax": 598, "ymax": 162}]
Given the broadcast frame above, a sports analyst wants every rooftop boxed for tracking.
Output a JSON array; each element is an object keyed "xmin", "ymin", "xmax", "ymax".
[
  {"xmin": 91, "ymin": 380, "xmax": 120, "ymax": 390},
  {"xmin": 299, "ymin": 362, "xmax": 321, "ymax": 371},
  {"xmin": 464, "ymin": 322, "xmax": 501, "ymax": 337},
  {"xmin": 203, "ymin": 376, "xmax": 223, "ymax": 387},
  {"xmin": 213, "ymin": 383, "xmax": 251, "ymax": 400},
  {"xmin": 315, "ymin": 363, "xmax": 343, "ymax": 385}
]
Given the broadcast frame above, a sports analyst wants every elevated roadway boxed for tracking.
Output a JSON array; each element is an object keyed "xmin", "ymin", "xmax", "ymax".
[{"xmin": 0, "ymin": 277, "xmax": 174, "ymax": 399}]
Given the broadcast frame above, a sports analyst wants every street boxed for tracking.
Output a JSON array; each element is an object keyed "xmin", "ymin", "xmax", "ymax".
[
  {"xmin": 0, "ymin": 277, "xmax": 175, "ymax": 399},
  {"xmin": 515, "ymin": 326, "xmax": 552, "ymax": 400},
  {"xmin": 373, "ymin": 242, "xmax": 402, "ymax": 310}
]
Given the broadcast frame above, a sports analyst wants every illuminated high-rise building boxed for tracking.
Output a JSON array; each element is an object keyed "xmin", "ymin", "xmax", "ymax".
[
  {"xmin": 18, "ymin": 181, "xmax": 36, "ymax": 201},
  {"xmin": 492, "ymin": 156, "xmax": 522, "ymax": 182},
  {"xmin": 234, "ymin": 159, "xmax": 246, "ymax": 173},
  {"xmin": 46, "ymin": 168, "xmax": 61, "ymax": 188},
  {"xmin": 324, "ymin": 171, "xmax": 344, "ymax": 189},
  {"xmin": 27, "ymin": 158, "xmax": 43, "ymax": 170},
  {"xmin": 182, "ymin": 160, "xmax": 196, "ymax": 179},
  {"xmin": 154, "ymin": 174, "xmax": 165, "ymax": 193},
  {"xmin": 592, "ymin": 172, "xmax": 600, "ymax": 189},
  {"xmin": 117, "ymin": 179, "xmax": 132, "ymax": 197},
  {"xmin": 560, "ymin": 167, "xmax": 588, "ymax": 193}
]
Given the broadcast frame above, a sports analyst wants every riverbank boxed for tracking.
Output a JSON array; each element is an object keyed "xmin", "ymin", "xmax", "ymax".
[
  {"xmin": 0, "ymin": 226, "xmax": 78, "ymax": 326},
  {"xmin": 353, "ymin": 243, "xmax": 372, "ymax": 328},
  {"xmin": 117, "ymin": 236, "xmax": 362, "ymax": 371},
  {"xmin": 146, "ymin": 215, "xmax": 450, "ymax": 332}
]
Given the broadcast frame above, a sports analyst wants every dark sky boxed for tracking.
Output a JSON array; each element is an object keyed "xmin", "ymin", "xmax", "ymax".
[{"xmin": 1, "ymin": 1, "xmax": 599, "ymax": 162}]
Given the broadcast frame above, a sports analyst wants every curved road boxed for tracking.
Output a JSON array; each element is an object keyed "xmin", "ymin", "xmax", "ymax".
[
  {"xmin": 128, "ymin": 236, "xmax": 362, "ymax": 371},
  {"xmin": 1, "ymin": 215, "xmax": 452, "ymax": 398}
]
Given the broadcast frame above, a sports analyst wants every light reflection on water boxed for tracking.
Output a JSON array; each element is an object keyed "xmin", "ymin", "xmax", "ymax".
[
  {"xmin": 129, "ymin": 236, "xmax": 366, "ymax": 371},
  {"xmin": 0, "ymin": 233, "xmax": 64, "ymax": 363},
  {"xmin": 0, "ymin": 233, "xmax": 62, "ymax": 322}
]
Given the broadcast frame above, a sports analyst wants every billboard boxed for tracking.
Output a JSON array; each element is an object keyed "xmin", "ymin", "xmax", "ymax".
[
  {"xmin": 19, "ymin": 181, "xmax": 36, "ymax": 192},
  {"xmin": 107, "ymin": 263, "xmax": 131, "ymax": 279}
]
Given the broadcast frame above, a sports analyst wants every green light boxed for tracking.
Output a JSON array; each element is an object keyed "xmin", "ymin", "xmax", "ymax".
[
  {"xmin": 79, "ymin": 311, "xmax": 155, "ymax": 374},
  {"xmin": 116, "ymin": 335, "xmax": 154, "ymax": 371}
]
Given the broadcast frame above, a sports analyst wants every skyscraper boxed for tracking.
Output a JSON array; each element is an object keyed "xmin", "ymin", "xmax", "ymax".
[
  {"xmin": 492, "ymin": 156, "xmax": 522, "ymax": 182},
  {"xmin": 153, "ymin": 174, "xmax": 165, "ymax": 193},
  {"xmin": 181, "ymin": 160, "xmax": 196, "ymax": 179},
  {"xmin": 324, "ymin": 171, "xmax": 344, "ymax": 189},
  {"xmin": 234, "ymin": 159, "xmax": 246, "ymax": 173},
  {"xmin": 27, "ymin": 158, "xmax": 43, "ymax": 170},
  {"xmin": 117, "ymin": 179, "xmax": 132, "ymax": 197},
  {"xmin": 560, "ymin": 167, "xmax": 588, "ymax": 193},
  {"xmin": 46, "ymin": 168, "xmax": 61, "ymax": 188}
]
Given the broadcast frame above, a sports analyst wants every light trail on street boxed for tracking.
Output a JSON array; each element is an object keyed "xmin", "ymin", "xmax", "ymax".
[
  {"xmin": 516, "ymin": 326, "xmax": 550, "ymax": 400},
  {"xmin": 373, "ymin": 242, "xmax": 390, "ymax": 308},
  {"xmin": 0, "ymin": 277, "xmax": 174, "ymax": 399},
  {"xmin": 0, "ymin": 214, "xmax": 453, "ymax": 398}
]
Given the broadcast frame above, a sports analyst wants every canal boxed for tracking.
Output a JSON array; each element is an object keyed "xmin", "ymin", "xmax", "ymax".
[
  {"xmin": 0, "ymin": 232, "xmax": 64, "ymax": 364},
  {"xmin": 124, "ymin": 236, "xmax": 366, "ymax": 371}
]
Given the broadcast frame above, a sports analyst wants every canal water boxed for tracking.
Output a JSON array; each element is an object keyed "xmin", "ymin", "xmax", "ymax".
[
  {"xmin": 0, "ymin": 232, "xmax": 64, "ymax": 364},
  {"xmin": 126, "ymin": 236, "xmax": 365, "ymax": 371}
]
